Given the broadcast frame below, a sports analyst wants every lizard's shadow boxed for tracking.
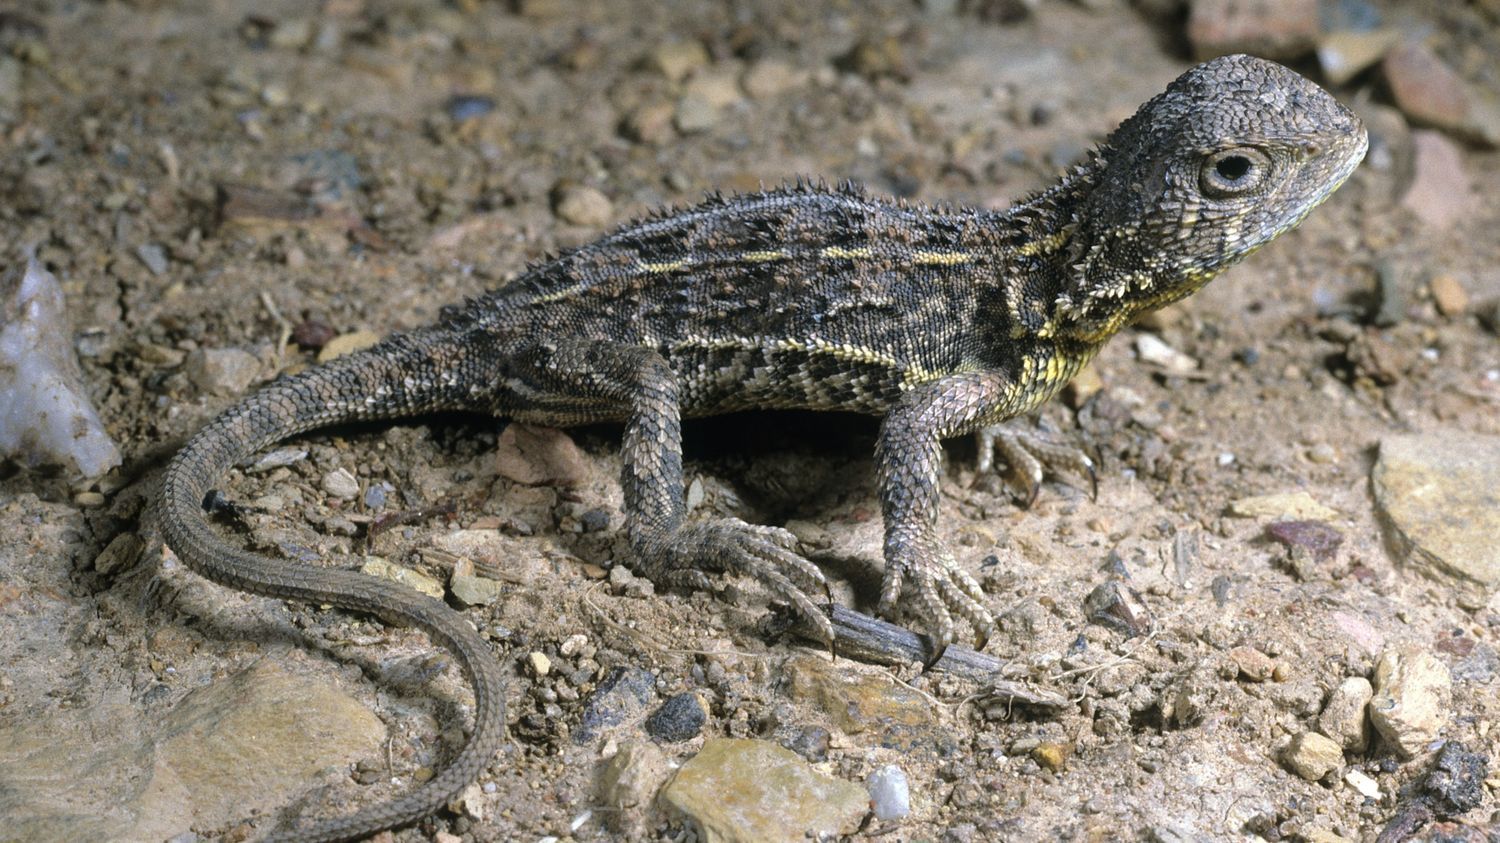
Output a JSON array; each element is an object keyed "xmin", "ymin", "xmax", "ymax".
[{"xmin": 679, "ymin": 410, "xmax": 889, "ymax": 607}]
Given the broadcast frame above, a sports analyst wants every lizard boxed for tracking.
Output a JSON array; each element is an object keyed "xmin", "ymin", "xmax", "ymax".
[{"xmin": 157, "ymin": 54, "xmax": 1367, "ymax": 841}]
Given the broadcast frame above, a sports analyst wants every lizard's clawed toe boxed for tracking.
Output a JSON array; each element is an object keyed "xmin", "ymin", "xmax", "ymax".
[
  {"xmin": 646, "ymin": 518, "xmax": 834, "ymax": 645},
  {"xmin": 975, "ymin": 421, "xmax": 1097, "ymax": 506},
  {"xmin": 882, "ymin": 533, "xmax": 995, "ymax": 664}
]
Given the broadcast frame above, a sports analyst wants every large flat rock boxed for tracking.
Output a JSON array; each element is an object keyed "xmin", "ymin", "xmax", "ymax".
[
  {"xmin": 1372, "ymin": 432, "xmax": 1500, "ymax": 600},
  {"xmin": 0, "ymin": 658, "xmax": 385, "ymax": 840}
]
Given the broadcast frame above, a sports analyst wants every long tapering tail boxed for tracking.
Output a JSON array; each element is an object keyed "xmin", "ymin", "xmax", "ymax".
[{"xmin": 158, "ymin": 327, "xmax": 506, "ymax": 843}]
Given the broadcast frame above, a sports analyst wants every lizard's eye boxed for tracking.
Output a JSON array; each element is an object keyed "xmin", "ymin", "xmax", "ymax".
[{"xmin": 1200, "ymin": 147, "xmax": 1270, "ymax": 198}]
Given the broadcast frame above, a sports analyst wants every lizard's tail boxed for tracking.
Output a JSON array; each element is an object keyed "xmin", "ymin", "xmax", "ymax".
[{"xmin": 159, "ymin": 327, "xmax": 506, "ymax": 843}]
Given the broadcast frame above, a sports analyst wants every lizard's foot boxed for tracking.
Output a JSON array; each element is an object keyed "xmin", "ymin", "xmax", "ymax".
[
  {"xmin": 880, "ymin": 531, "xmax": 994, "ymax": 655},
  {"xmin": 641, "ymin": 518, "xmax": 834, "ymax": 645},
  {"xmin": 975, "ymin": 421, "xmax": 1097, "ymax": 506}
]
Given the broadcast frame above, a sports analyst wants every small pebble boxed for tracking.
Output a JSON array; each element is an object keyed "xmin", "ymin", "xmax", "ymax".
[
  {"xmin": 528, "ymin": 652, "xmax": 552, "ymax": 677},
  {"xmin": 782, "ymin": 725, "xmax": 830, "ymax": 762},
  {"xmin": 1031, "ymin": 741, "xmax": 1071, "ymax": 772},
  {"xmin": 317, "ymin": 330, "xmax": 381, "ymax": 363},
  {"xmin": 321, "ymin": 468, "xmax": 359, "ymax": 499},
  {"xmin": 247, "ymin": 447, "xmax": 307, "ymax": 473},
  {"xmin": 742, "ymin": 60, "xmax": 803, "ymax": 99},
  {"xmin": 648, "ymin": 40, "xmax": 709, "ymax": 83},
  {"xmin": 1317, "ymin": 28, "xmax": 1397, "ymax": 86},
  {"xmin": 1401, "ymin": 132, "xmax": 1476, "ymax": 231},
  {"xmin": 1084, "ymin": 580, "xmax": 1152, "ymax": 637},
  {"xmin": 580, "ymin": 507, "xmax": 611, "ymax": 532},
  {"xmin": 1307, "ymin": 443, "xmax": 1338, "ymax": 464},
  {"xmin": 185, "ymin": 347, "xmax": 260, "ymax": 396},
  {"xmin": 1428, "ymin": 274, "xmax": 1469, "ymax": 316},
  {"xmin": 360, "ymin": 557, "xmax": 444, "ymax": 599},
  {"xmin": 644, "ymin": 692, "xmax": 707, "ymax": 742},
  {"xmin": 673, "ymin": 94, "xmax": 720, "ymax": 134},
  {"xmin": 1383, "ymin": 42, "xmax": 1469, "ymax": 133},
  {"xmin": 552, "ymin": 183, "xmax": 613, "ymax": 227},
  {"xmin": 1265, "ymin": 520, "xmax": 1343, "ymax": 562},
  {"xmin": 559, "ymin": 634, "xmax": 589, "ymax": 657},
  {"xmin": 1370, "ymin": 646, "xmax": 1451, "ymax": 758},
  {"xmin": 1229, "ymin": 646, "xmax": 1276, "ymax": 682},
  {"xmin": 1134, "ymin": 333, "xmax": 1198, "ymax": 374},
  {"xmin": 446, "ymin": 94, "xmax": 496, "ymax": 122},
  {"xmin": 1417, "ymin": 740, "xmax": 1488, "ymax": 817},
  {"xmin": 136, "ymin": 243, "xmax": 169, "ymax": 276},
  {"xmin": 362, "ymin": 483, "xmax": 388, "ymax": 510},
  {"xmin": 291, "ymin": 319, "xmax": 336, "ymax": 350},
  {"xmin": 1318, "ymin": 676, "xmax": 1374, "ymax": 752},
  {"xmin": 866, "ymin": 765, "xmax": 911, "ymax": 820},
  {"xmin": 1284, "ymin": 731, "xmax": 1344, "ymax": 781},
  {"xmin": 1186, "ymin": 0, "xmax": 1320, "ymax": 60},
  {"xmin": 451, "ymin": 573, "xmax": 503, "ymax": 607},
  {"xmin": 620, "ymin": 103, "xmax": 675, "ymax": 145},
  {"xmin": 1344, "ymin": 768, "xmax": 1380, "ymax": 799}
]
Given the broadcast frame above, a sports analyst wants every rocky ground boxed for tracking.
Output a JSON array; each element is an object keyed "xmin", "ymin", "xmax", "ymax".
[{"xmin": 1, "ymin": 0, "xmax": 1498, "ymax": 841}]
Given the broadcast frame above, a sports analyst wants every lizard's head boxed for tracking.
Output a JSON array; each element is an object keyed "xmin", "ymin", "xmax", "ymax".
[{"xmin": 1055, "ymin": 54, "xmax": 1367, "ymax": 338}]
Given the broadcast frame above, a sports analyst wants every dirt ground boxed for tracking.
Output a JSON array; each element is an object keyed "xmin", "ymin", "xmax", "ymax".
[{"xmin": 1, "ymin": 0, "xmax": 1498, "ymax": 841}]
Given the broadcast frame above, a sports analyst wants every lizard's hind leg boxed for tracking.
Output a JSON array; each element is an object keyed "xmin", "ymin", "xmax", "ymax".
[{"xmin": 504, "ymin": 339, "xmax": 833, "ymax": 644}]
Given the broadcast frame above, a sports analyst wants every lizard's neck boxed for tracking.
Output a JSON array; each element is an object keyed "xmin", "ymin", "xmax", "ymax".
[{"xmin": 986, "ymin": 144, "xmax": 1217, "ymax": 347}]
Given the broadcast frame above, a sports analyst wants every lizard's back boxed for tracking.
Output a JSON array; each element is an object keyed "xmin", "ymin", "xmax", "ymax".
[{"xmin": 454, "ymin": 183, "xmax": 1023, "ymax": 416}]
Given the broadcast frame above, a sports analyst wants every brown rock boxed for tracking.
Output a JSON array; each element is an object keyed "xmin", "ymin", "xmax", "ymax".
[
  {"xmin": 1062, "ymin": 363, "xmax": 1103, "ymax": 408},
  {"xmin": 1317, "ymin": 29, "xmax": 1398, "ymax": 86},
  {"xmin": 360, "ymin": 556, "xmax": 444, "ymax": 599},
  {"xmin": 1283, "ymin": 731, "xmax": 1344, "ymax": 781},
  {"xmin": 1372, "ymin": 432, "xmax": 1500, "ymax": 598},
  {"xmin": 783, "ymin": 655, "xmax": 952, "ymax": 753},
  {"xmin": 142, "ymin": 660, "xmax": 389, "ymax": 835},
  {"xmin": 647, "ymin": 41, "xmax": 709, "ymax": 84},
  {"xmin": 185, "ymin": 347, "xmax": 260, "ymax": 396},
  {"xmin": 495, "ymin": 423, "xmax": 591, "ymax": 487},
  {"xmin": 552, "ymin": 183, "xmax": 613, "ymax": 228},
  {"xmin": 1186, "ymin": 0, "xmax": 1320, "ymax": 61},
  {"xmin": 1031, "ymin": 741, "xmax": 1072, "ymax": 772},
  {"xmin": 620, "ymin": 102, "xmax": 675, "ymax": 145},
  {"xmin": 1227, "ymin": 491, "xmax": 1338, "ymax": 521},
  {"xmin": 317, "ymin": 329, "xmax": 382, "ymax": 362},
  {"xmin": 1229, "ymin": 645, "xmax": 1276, "ymax": 682},
  {"xmin": 1318, "ymin": 676, "xmax": 1374, "ymax": 752},
  {"xmin": 1370, "ymin": 646, "xmax": 1452, "ymax": 758},
  {"xmin": 1428, "ymin": 274, "xmax": 1469, "ymax": 316},
  {"xmin": 1383, "ymin": 42, "xmax": 1468, "ymax": 131},
  {"xmin": 659, "ymin": 739, "xmax": 868, "ymax": 843},
  {"xmin": 597, "ymin": 741, "xmax": 671, "ymax": 836},
  {"xmin": 1401, "ymin": 131, "xmax": 1477, "ymax": 230},
  {"xmin": 741, "ymin": 60, "xmax": 805, "ymax": 100}
]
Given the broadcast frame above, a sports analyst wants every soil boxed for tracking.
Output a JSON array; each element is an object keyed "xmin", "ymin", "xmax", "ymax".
[{"xmin": 1, "ymin": 1, "xmax": 1497, "ymax": 841}]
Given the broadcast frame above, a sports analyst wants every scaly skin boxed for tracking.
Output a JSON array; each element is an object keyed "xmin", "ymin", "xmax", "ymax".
[{"xmin": 158, "ymin": 55, "xmax": 1366, "ymax": 840}]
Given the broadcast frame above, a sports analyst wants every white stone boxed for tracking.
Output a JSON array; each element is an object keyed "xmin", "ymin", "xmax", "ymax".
[{"xmin": 866, "ymin": 764, "xmax": 911, "ymax": 820}]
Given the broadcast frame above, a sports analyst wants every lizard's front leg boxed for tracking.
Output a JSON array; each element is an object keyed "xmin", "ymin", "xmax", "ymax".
[
  {"xmin": 506, "ymin": 339, "xmax": 832, "ymax": 643},
  {"xmin": 877, "ymin": 372, "xmax": 1019, "ymax": 653}
]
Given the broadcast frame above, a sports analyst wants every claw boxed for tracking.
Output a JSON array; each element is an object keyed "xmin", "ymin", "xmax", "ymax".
[
  {"xmin": 642, "ymin": 518, "xmax": 834, "ymax": 650},
  {"xmin": 921, "ymin": 640, "xmax": 948, "ymax": 672},
  {"xmin": 977, "ymin": 421, "xmax": 1098, "ymax": 504},
  {"xmin": 973, "ymin": 628, "xmax": 990, "ymax": 652}
]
